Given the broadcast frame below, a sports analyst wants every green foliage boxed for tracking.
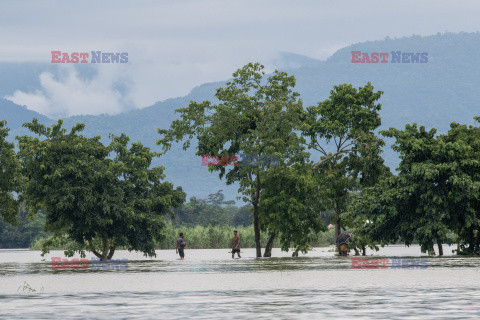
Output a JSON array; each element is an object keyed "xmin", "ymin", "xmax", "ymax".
[
  {"xmin": 259, "ymin": 163, "xmax": 326, "ymax": 255},
  {"xmin": 0, "ymin": 205, "xmax": 48, "ymax": 248},
  {"xmin": 9, "ymin": 191, "xmax": 251, "ymax": 249},
  {"xmin": 0, "ymin": 120, "xmax": 22, "ymax": 225},
  {"xmin": 5, "ymin": 33, "xmax": 480, "ymax": 203},
  {"xmin": 9, "ymin": 58, "xmax": 480, "ymax": 258},
  {"xmin": 158, "ymin": 63, "xmax": 323, "ymax": 257},
  {"xmin": 351, "ymin": 118, "xmax": 480, "ymax": 255},
  {"xmin": 17, "ymin": 119, "xmax": 185, "ymax": 259},
  {"xmin": 171, "ymin": 190, "xmax": 243, "ymax": 227},
  {"xmin": 302, "ymin": 83, "xmax": 388, "ymax": 243},
  {"xmin": 30, "ymin": 233, "xmax": 89, "ymax": 257}
]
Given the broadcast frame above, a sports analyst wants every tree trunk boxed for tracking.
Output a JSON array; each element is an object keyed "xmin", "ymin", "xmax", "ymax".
[
  {"xmin": 335, "ymin": 218, "xmax": 341, "ymax": 252},
  {"xmin": 263, "ymin": 232, "xmax": 276, "ymax": 257},
  {"xmin": 91, "ymin": 247, "xmax": 114, "ymax": 260},
  {"xmin": 91, "ymin": 249, "xmax": 103, "ymax": 259},
  {"xmin": 468, "ymin": 227, "xmax": 475, "ymax": 254},
  {"xmin": 437, "ymin": 242, "xmax": 443, "ymax": 256},
  {"xmin": 362, "ymin": 245, "xmax": 366, "ymax": 256},
  {"xmin": 333, "ymin": 199, "xmax": 341, "ymax": 252},
  {"xmin": 107, "ymin": 247, "xmax": 116, "ymax": 260},
  {"xmin": 473, "ymin": 229, "xmax": 480, "ymax": 254},
  {"xmin": 253, "ymin": 174, "xmax": 262, "ymax": 258},
  {"xmin": 253, "ymin": 208, "xmax": 261, "ymax": 257},
  {"xmin": 102, "ymin": 236, "xmax": 109, "ymax": 260},
  {"xmin": 90, "ymin": 238, "xmax": 115, "ymax": 260}
]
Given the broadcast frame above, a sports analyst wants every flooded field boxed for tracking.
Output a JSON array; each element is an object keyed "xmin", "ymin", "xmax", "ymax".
[{"xmin": 1, "ymin": 245, "xmax": 480, "ymax": 319}]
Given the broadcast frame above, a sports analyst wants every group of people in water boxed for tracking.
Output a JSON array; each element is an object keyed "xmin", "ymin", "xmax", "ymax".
[
  {"xmin": 175, "ymin": 230, "xmax": 242, "ymax": 259},
  {"xmin": 175, "ymin": 230, "xmax": 353, "ymax": 259}
]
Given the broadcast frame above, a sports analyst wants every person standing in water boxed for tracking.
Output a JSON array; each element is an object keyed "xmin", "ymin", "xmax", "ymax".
[
  {"xmin": 176, "ymin": 233, "xmax": 186, "ymax": 259},
  {"xmin": 231, "ymin": 230, "xmax": 241, "ymax": 258}
]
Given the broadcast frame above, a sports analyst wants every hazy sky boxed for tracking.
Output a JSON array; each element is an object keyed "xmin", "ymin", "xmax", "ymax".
[{"xmin": 2, "ymin": 0, "xmax": 480, "ymax": 117}]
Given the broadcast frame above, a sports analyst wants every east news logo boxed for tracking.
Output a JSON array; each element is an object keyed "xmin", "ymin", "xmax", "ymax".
[
  {"xmin": 51, "ymin": 51, "xmax": 128, "ymax": 63},
  {"xmin": 351, "ymin": 257, "xmax": 428, "ymax": 269},
  {"xmin": 351, "ymin": 51, "xmax": 428, "ymax": 63}
]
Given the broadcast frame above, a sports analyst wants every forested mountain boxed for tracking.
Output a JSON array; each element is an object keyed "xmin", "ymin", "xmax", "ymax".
[{"xmin": 2, "ymin": 32, "xmax": 480, "ymax": 202}]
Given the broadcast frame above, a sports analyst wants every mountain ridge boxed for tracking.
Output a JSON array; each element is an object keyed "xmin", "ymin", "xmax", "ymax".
[{"xmin": 2, "ymin": 32, "xmax": 480, "ymax": 202}]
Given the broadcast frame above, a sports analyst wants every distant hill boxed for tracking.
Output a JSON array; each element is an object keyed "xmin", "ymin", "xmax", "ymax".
[
  {"xmin": 0, "ymin": 99, "xmax": 50, "ymax": 129},
  {"xmin": 2, "ymin": 32, "xmax": 480, "ymax": 202}
]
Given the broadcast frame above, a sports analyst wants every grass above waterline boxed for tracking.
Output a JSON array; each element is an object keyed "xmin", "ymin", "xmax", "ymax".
[{"xmin": 30, "ymin": 225, "xmax": 336, "ymax": 251}]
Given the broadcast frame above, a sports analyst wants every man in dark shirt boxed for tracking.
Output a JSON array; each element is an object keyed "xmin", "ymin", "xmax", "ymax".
[
  {"xmin": 231, "ymin": 230, "xmax": 241, "ymax": 258},
  {"xmin": 176, "ymin": 233, "xmax": 186, "ymax": 259}
]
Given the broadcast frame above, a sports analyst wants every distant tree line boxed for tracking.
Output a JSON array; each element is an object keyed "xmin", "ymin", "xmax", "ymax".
[
  {"xmin": 0, "ymin": 204, "xmax": 48, "ymax": 249},
  {"xmin": 0, "ymin": 190, "xmax": 250, "ymax": 249},
  {"xmin": 169, "ymin": 190, "xmax": 251, "ymax": 227}
]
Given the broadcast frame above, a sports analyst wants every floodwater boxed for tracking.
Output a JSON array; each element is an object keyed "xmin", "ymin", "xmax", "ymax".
[{"xmin": 1, "ymin": 245, "xmax": 480, "ymax": 319}]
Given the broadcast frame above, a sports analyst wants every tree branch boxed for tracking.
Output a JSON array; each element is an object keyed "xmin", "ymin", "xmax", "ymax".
[
  {"xmin": 315, "ymin": 141, "xmax": 328, "ymax": 157},
  {"xmin": 312, "ymin": 149, "xmax": 357, "ymax": 169},
  {"xmin": 107, "ymin": 247, "xmax": 116, "ymax": 260},
  {"xmin": 90, "ymin": 249, "xmax": 103, "ymax": 259}
]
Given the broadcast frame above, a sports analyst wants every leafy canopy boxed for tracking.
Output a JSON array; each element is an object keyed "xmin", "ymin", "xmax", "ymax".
[
  {"xmin": 301, "ymin": 83, "xmax": 387, "ymax": 245},
  {"xmin": 18, "ymin": 119, "xmax": 185, "ymax": 259},
  {"xmin": 158, "ymin": 63, "xmax": 322, "ymax": 256},
  {"xmin": 0, "ymin": 120, "xmax": 22, "ymax": 225},
  {"xmin": 352, "ymin": 118, "xmax": 480, "ymax": 254}
]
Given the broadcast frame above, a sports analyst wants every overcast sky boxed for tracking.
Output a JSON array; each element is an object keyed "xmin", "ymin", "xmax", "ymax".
[{"xmin": 2, "ymin": 0, "xmax": 480, "ymax": 117}]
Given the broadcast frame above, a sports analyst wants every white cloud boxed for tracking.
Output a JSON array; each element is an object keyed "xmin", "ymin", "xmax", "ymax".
[
  {"xmin": 5, "ymin": 90, "xmax": 51, "ymax": 112},
  {"xmin": 5, "ymin": 66, "xmax": 128, "ymax": 118}
]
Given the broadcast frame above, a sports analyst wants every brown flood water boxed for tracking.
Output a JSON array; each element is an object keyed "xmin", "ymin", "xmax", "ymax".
[{"xmin": 1, "ymin": 244, "xmax": 480, "ymax": 319}]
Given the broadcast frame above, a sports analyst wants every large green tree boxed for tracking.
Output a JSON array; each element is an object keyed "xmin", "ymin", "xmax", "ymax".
[
  {"xmin": 0, "ymin": 120, "xmax": 22, "ymax": 225},
  {"xmin": 18, "ymin": 119, "xmax": 185, "ymax": 259},
  {"xmin": 440, "ymin": 118, "xmax": 480, "ymax": 254},
  {"xmin": 352, "ymin": 118, "xmax": 480, "ymax": 255},
  {"xmin": 158, "ymin": 63, "xmax": 322, "ymax": 257},
  {"xmin": 302, "ymin": 83, "xmax": 388, "ymax": 245},
  {"xmin": 382, "ymin": 124, "xmax": 451, "ymax": 255},
  {"xmin": 259, "ymin": 163, "xmax": 323, "ymax": 256}
]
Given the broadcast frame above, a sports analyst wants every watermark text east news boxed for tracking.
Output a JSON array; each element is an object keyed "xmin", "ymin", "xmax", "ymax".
[
  {"xmin": 351, "ymin": 51, "xmax": 428, "ymax": 63},
  {"xmin": 51, "ymin": 51, "xmax": 128, "ymax": 63},
  {"xmin": 51, "ymin": 257, "xmax": 128, "ymax": 270},
  {"xmin": 351, "ymin": 257, "xmax": 428, "ymax": 269}
]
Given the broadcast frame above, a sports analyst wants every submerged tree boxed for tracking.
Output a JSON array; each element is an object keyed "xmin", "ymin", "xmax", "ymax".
[
  {"xmin": 0, "ymin": 120, "xmax": 22, "ymax": 225},
  {"xmin": 441, "ymin": 118, "xmax": 480, "ymax": 254},
  {"xmin": 259, "ymin": 163, "xmax": 324, "ymax": 256},
  {"xmin": 382, "ymin": 124, "xmax": 451, "ymax": 255},
  {"xmin": 18, "ymin": 119, "xmax": 185, "ymax": 259},
  {"xmin": 353, "ymin": 118, "xmax": 480, "ymax": 255},
  {"xmin": 158, "ymin": 63, "xmax": 323, "ymax": 257},
  {"xmin": 302, "ymin": 83, "xmax": 387, "ymax": 246}
]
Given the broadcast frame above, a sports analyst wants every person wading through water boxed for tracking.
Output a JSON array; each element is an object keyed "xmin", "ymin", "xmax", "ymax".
[
  {"xmin": 176, "ymin": 233, "xmax": 186, "ymax": 259},
  {"xmin": 231, "ymin": 230, "xmax": 241, "ymax": 258}
]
